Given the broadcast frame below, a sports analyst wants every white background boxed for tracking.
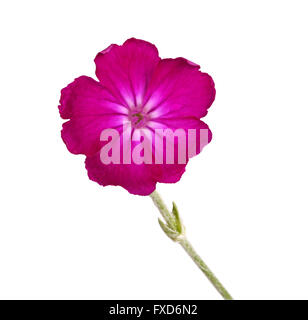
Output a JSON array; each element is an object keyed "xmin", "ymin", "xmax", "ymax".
[{"xmin": 0, "ymin": 0, "xmax": 307, "ymax": 300}]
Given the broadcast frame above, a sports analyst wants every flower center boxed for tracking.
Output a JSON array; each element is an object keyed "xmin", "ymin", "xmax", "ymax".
[{"xmin": 128, "ymin": 109, "xmax": 149, "ymax": 128}]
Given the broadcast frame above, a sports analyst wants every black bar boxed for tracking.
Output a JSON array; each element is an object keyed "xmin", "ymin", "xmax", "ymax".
[{"xmin": 0, "ymin": 300, "xmax": 306, "ymax": 319}]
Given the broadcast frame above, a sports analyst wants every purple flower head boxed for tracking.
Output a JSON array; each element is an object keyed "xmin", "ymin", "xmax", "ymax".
[{"xmin": 59, "ymin": 38, "xmax": 215, "ymax": 195}]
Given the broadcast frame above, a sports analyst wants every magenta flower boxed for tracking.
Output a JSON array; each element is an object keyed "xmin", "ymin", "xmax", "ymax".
[
  {"xmin": 58, "ymin": 39, "xmax": 233, "ymax": 300},
  {"xmin": 59, "ymin": 38, "xmax": 215, "ymax": 195}
]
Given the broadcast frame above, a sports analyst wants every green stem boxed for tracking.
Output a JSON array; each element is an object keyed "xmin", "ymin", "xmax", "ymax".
[
  {"xmin": 149, "ymin": 190, "xmax": 233, "ymax": 300},
  {"xmin": 178, "ymin": 237, "xmax": 233, "ymax": 300},
  {"xmin": 149, "ymin": 189, "xmax": 173, "ymax": 223}
]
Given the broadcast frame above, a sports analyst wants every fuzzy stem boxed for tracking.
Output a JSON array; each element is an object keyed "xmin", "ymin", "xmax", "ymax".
[{"xmin": 149, "ymin": 190, "xmax": 233, "ymax": 300}]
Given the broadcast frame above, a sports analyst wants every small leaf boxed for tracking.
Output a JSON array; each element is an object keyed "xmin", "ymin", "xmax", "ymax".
[
  {"xmin": 158, "ymin": 218, "xmax": 179, "ymax": 241},
  {"xmin": 172, "ymin": 202, "xmax": 182, "ymax": 234}
]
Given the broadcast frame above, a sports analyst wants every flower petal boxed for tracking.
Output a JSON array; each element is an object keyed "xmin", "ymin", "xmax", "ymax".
[
  {"xmin": 61, "ymin": 116, "xmax": 126, "ymax": 156},
  {"xmin": 85, "ymin": 152, "xmax": 157, "ymax": 196},
  {"xmin": 154, "ymin": 163, "xmax": 186, "ymax": 184},
  {"xmin": 59, "ymin": 76, "xmax": 127, "ymax": 156},
  {"xmin": 59, "ymin": 76, "xmax": 128, "ymax": 119},
  {"xmin": 95, "ymin": 38, "xmax": 160, "ymax": 108},
  {"xmin": 143, "ymin": 58, "xmax": 215, "ymax": 119}
]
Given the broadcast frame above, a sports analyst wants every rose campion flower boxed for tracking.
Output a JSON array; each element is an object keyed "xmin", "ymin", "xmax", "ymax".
[
  {"xmin": 58, "ymin": 39, "xmax": 233, "ymax": 300},
  {"xmin": 59, "ymin": 38, "xmax": 215, "ymax": 195}
]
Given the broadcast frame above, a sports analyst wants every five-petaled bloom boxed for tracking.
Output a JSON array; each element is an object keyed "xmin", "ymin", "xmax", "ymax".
[{"xmin": 59, "ymin": 38, "xmax": 215, "ymax": 195}]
